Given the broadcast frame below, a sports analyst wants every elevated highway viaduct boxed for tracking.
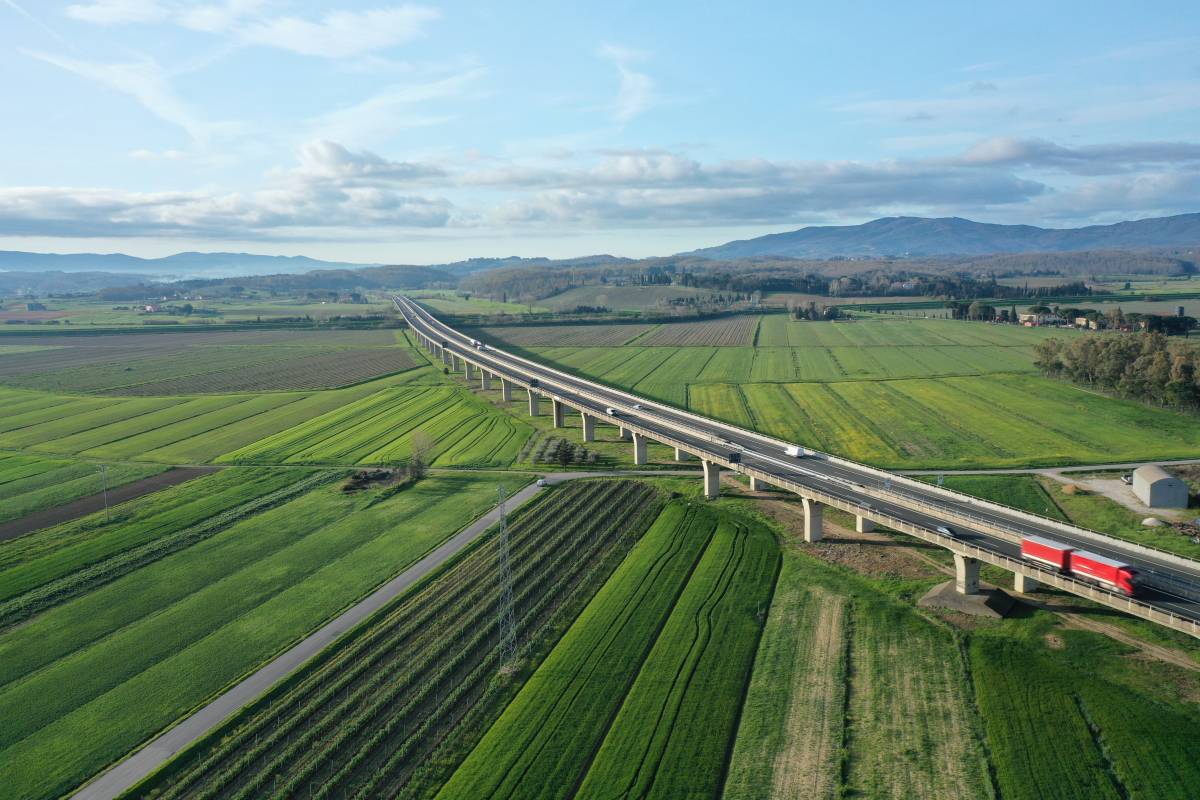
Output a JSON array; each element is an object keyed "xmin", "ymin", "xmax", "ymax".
[{"xmin": 396, "ymin": 295, "xmax": 1200, "ymax": 638}]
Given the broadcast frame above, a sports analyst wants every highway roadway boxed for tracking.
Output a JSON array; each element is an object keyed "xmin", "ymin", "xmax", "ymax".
[{"xmin": 395, "ymin": 296, "xmax": 1200, "ymax": 627}]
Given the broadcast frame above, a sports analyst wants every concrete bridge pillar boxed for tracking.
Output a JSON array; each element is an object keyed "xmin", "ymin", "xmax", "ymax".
[
  {"xmin": 702, "ymin": 460, "xmax": 720, "ymax": 500},
  {"xmin": 856, "ymin": 516, "xmax": 876, "ymax": 533},
  {"xmin": 954, "ymin": 554, "xmax": 980, "ymax": 595},
  {"xmin": 748, "ymin": 476, "xmax": 764, "ymax": 492},
  {"xmin": 452, "ymin": 354, "xmax": 462, "ymax": 371},
  {"xmin": 528, "ymin": 390, "xmax": 540, "ymax": 416},
  {"xmin": 802, "ymin": 498, "xmax": 823, "ymax": 543},
  {"xmin": 674, "ymin": 447, "xmax": 690, "ymax": 461},
  {"xmin": 581, "ymin": 413, "xmax": 595, "ymax": 442},
  {"xmin": 619, "ymin": 427, "xmax": 632, "ymax": 441},
  {"xmin": 480, "ymin": 370, "xmax": 491, "ymax": 391},
  {"xmin": 440, "ymin": 348, "xmax": 450, "ymax": 366},
  {"xmin": 632, "ymin": 432, "xmax": 648, "ymax": 465},
  {"xmin": 500, "ymin": 378, "xmax": 512, "ymax": 402},
  {"xmin": 552, "ymin": 399, "xmax": 565, "ymax": 428},
  {"xmin": 464, "ymin": 362, "xmax": 476, "ymax": 381},
  {"xmin": 1013, "ymin": 573, "xmax": 1040, "ymax": 593}
]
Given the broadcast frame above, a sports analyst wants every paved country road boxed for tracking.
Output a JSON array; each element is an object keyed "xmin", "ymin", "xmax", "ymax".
[{"xmin": 71, "ymin": 469, "xmax": 691, "ymax": 800}]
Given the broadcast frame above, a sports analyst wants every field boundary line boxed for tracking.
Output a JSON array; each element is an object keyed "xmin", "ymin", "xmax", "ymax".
[{"xmin": 69, "ymin": 471, "xmax": 685, "ymax": 800}]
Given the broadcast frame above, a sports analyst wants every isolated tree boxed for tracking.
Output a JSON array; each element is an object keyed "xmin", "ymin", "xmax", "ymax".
[{"xmin": 409, "ymin": 430, "xmax": 434, "ymax": 479}]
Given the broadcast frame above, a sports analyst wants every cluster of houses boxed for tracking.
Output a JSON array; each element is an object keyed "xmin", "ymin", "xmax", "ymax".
[{"xmin": 1018, "ymin": 304, "xmax": 1192, "ymax": 332}]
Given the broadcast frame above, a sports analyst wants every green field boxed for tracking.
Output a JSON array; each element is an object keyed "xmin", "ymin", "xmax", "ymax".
[
  {"xmin": 537, "ymin": 284, "xmax": 723, "ymax": 312},
  {"xmin": 0, "ymin": 472, "xmax": 515, "ymax": 800},
  {"xmin": 220, "ymin": 384, "xmax": 533, "ymax": 467},
  {"xmin": 439, "ymin": 502, "xmax": 777, "ymax": 799},
  {"xmin": 0, "ymin": 328, "xmax": 416, "ymax": 394},
  {"xmin": 410, "ymin": 290, "xmax": 548, "ymax": 314},
  {"xmin": 0, "ymin": 452, "xmax": 164, "ymax": 524},
  {"xmin": 134, "ymin": 479, "xmax": 664, "ymax": 800}
]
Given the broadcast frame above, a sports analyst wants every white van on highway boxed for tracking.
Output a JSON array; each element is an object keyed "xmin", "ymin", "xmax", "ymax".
[{"xmin": 785, "ymin": 445, "xmax": 805, "ymax": 458}]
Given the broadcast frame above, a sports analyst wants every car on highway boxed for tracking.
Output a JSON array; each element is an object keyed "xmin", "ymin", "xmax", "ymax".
[
  {"xmin": 529, "ymin": 378, "xmax": 540, "ymax": 388},
  {"xmin": 632, "ymin": 403, "xmax": 642, "ymax": 410},
  {"xmin": 605, "ymin": 407, "xmax": 618, "ymax": 416},
  {"xmin": 936, "ymin": 525, "xmax": 956, "ymax": 538},
  {"xmin": 727, "ymin": 452, "xmax": 741, "ymax": 464}
]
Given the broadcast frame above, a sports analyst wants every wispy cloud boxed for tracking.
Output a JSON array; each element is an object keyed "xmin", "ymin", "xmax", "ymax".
[
  {"xmin": 26, "ymin": 49, "xmax": 218, "ymax": 144},
  {"xmin": 64, "ymin": 2, "xmax": 441, "ymax": 60},
  {"xmin": 3, "ymin": 0, "xmax": 73, "ymax": 47},
  {"xmin": 598, "ymin": 43, "xmax": 654, "ymax": 125},
  {"xmin": 308, "ymin": 67, "xmax": 485, "ymax": 145}
]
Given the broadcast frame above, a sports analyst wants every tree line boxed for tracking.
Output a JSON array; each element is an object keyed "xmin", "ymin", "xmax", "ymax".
[{"xmin": 1034, "ymin": 332, "xmax": 1200, "ymax": 409}]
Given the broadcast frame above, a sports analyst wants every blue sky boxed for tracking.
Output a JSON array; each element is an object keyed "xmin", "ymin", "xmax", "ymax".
[{"xmin": 1, "ymin": 0, "xmax": 1198, "ymax": 263}]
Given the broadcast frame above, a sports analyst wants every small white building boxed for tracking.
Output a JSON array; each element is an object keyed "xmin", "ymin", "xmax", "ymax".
[{"xmin": 1132, "ymin": 465, "xmax": 1189, "ymax": 509}]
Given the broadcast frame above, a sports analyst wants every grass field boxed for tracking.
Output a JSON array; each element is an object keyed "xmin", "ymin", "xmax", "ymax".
[
  {"xmin": 466, "ymin": 323, "xmax": 653, "ymax": 346},
  {"xmin": 135, "ymin": 479, "xmax": 664, "ymax": 800},
  {"xmin": 690, "ymin": 374, "xmax": 1200, "ymax": 469},
  {"xmin": 0, "ymin": 453, "xmax": 164, "ymax": 525},
  {"xmin": 0, "ymin": 472, "xmax": 514, "ymax": 800},
  {"xmin": 0, "ymin": 370, "xmax": 438, "ymax": 464},
  {"xmin": 410, "ymin": 290, "xmax": 548, "ymax": 314},
  {"xmin": 220, "ymin": 384, "xmax": 533, "ymax": 467},
  {"xmin": 0, "ymin": 329, "xmax": 416, "ymax": 394},
  {"xmin": 439, "ymin": 502, "xmax": 777, "ymax": 800}
]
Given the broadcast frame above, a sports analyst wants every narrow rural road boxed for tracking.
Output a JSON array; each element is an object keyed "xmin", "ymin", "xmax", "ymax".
[
  {"xmin": 71, "ymin": 469, "xmax": 694, "ymax": 800},
  {"xmin": 900, "ymin": 457, "xmax": 1200, "ymax": 477}
]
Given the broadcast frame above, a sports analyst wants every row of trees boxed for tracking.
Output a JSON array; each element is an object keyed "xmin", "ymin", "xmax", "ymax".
[
  {"xmin": 789, "ymin": 301, "xmax": 845, "ymax": 321},
  {"xmin": 1034, "ymin": 332, "xmax": 1200, "ymax": 409}
]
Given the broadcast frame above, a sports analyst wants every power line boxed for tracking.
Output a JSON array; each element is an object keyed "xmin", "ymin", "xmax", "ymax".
[{"xmin": 497, "ymin": 485, "xmax": 517, "ymax": 668}]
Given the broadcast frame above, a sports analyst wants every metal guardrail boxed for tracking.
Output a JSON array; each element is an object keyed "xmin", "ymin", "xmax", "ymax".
[{"xmin": 401, "ymin": 298, "xmax": 1200, "ymax": 631}]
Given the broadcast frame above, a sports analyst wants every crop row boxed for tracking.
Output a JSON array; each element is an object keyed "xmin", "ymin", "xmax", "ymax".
[
  {"xmin": 437, "ymin": 502, "xmax": 718, "ymax": 799},
  {"xmin": 137, "ymin": 479, "xmax": 663, "ymax": 800},
  {"xmin": 972, "ymin": 629, "xmax": 1200, "ymax": 800},
  {"xmin": 688, "ymin": 373, "xmax": 1200, "ymax": 469},
  {"xmin": 0, "ymin": 453, "xmax": 163, "ymax": 524},
  {"xmin": 222, "ymin": 386, "xmax": 532, "ymax": 467},
  {"xmin": 0, "ymin": 473, "xmax": 510, "ymax": 800},
  {"xmin": 575, "ymin": 518, "xmax": 777, "ymax": 799},
  {"xmin": 633, "ymin": 315, "xmax": 761, "ymax": 346},
  {"xmin": 470, "ymin": 324, "xmax": 653, "ymax": 347},
  {"xmin": 0, "ymin": 469, "xmax": 337, "ymax": 630}
]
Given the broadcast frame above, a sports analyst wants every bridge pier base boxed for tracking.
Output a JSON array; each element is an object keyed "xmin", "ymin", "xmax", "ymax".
[
  {"xmin": 552, "ymin": 399, "xmax": 565, "ymax": 428},
  {"xmin": 452, "ymin": 354, "xmax": 462, "ymax": 372},
  {"xmin": 748, "ymin": 476, "xmax": 764, "ymax": 492},
  {"xmin": 500, "ymin": 378, "xmax": 512, "ymax": 402},
  {"xmin": 441, "ymin": 349, "xmax": 450, "ymax": 366},
  {"xmin": 619, "ymin": 427, "xmax": 632, "ymax": 441},
  {"xmin": 1013, "ymin": 573, "xmax": 1040, "ymax": 593},
  {"xmin": 464, "ymin": 362, "xmax": 475, "ymax": 381},
  {"xmin": 954, "ymin": 554, "xmax": 980, "ymax": 595},
  {"xmin": 581, "ymin": 413, "xmax": 595, "ymax": 443},
  {"xmin": 702, "ymin": 460, "xmax": 720, "ymax": 500},
  {"xmin": 480, "ymin": 371, "xmax": 491, "ymax": 391},
  {"xmin": 632, "ymin": 433, "xmax": 648, "ymax": 465},
  {"xmin": 802, "ymin": 498, "xmax": 823, "ymax": 543},
  {"xmin": 674, "ymin": 447, "xmax": 690, "ymax": 461},
  {"xmin": 528, "ymin": 391, "xmax": 540, "ymax": 416},
  {"xmin": 856, "ymin": 516, "xmax": 875, "ymax": 533}
]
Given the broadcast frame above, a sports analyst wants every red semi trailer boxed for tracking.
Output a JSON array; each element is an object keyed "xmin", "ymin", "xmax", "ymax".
[{"xmin": 1019, "ymin": 535, "xmax": 1139, "ymax": 596}]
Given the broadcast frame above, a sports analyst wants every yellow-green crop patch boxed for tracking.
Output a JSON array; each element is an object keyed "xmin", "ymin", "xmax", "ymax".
[{"xmin": 220, "ymin": 385, "xmax": 533, "ymax": 467}]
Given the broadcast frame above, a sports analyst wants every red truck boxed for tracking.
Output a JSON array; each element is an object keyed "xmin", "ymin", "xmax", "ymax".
[{"xmin": 1019, "ymin": 535, "xmax": 1139, "ymax": 597}]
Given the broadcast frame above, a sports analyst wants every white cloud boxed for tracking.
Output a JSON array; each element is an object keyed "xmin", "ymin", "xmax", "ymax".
[
  {"xmin": 293, "ymin": 140, "xmax": 445, "ymax": 183},
  {"xmin": 65, "ymin": 0, "xmax": 168, "ymax": 25},
  {"xmin": 64, "ymin": 2, "xmax": 440, "ymax": 59},
  {"xmin": 598, "ymin": 43, "xmax": 654, "ymax": 124},
  {"xmin": 237, "ymin": 6, "xmax": 439, "ymax": 58},
  {"xmin": 956, "ymin": 136, "xmax": 1200, "ymax": 174}
]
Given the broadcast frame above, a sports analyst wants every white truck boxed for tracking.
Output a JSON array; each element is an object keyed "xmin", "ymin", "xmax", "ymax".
[{"xmin": 784, "ymin": 445, "xmax": 805, "ymax": 458}]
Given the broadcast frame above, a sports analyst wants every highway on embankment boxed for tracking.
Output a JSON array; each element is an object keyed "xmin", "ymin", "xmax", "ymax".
[{"xmin": 396, "ymin": 295, "xmax": 1200, "ymax": 632}]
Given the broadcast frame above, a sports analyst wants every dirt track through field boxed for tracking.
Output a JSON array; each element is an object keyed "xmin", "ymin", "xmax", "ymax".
[
  {"xmin": 0, "ymin": 467, "xmax": 216, "ymax": 542},
  {"xmin": 771, "ymin": 588, "xmax": 845, "ymax": 799}
]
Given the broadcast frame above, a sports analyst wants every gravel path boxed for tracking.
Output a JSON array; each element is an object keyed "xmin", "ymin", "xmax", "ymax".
[{"xmin": 70, "ymin": 469, "xmax": 694, "ymax": 800}]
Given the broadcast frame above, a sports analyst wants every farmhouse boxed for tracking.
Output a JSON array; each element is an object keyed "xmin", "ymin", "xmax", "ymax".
[
  {"xmin": 1018, "ymin": 312, "xmax": 1064, "ymax": 326},
  {"xmin": 1132, "ymin": 465, "xmax": 1189, "ymax": 509}
]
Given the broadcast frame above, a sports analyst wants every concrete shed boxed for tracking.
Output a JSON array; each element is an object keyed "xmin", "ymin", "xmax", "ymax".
[{"xmin": 1132, "ymin": 465, "xmax": 1189, "ymax": 509}]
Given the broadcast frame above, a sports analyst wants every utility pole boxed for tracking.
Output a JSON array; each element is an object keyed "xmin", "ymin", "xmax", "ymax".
[
  {"xmin": 99, "ymin": 465, "xmax": 110, "ymax": 522},
  {"xmin": 497, "ymin": 485, "xmax": 517, "ymax": 668}
]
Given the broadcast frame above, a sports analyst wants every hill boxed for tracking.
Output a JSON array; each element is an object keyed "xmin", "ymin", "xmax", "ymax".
[{"xmin": 685, "ymin": 213, "xmax": 1200, "ymax": 259}]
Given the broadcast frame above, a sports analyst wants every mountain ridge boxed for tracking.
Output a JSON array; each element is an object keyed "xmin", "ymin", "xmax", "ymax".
[{"xmin": 683, "ymin": 213, "xmax": 1200, "ymax": 260}]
